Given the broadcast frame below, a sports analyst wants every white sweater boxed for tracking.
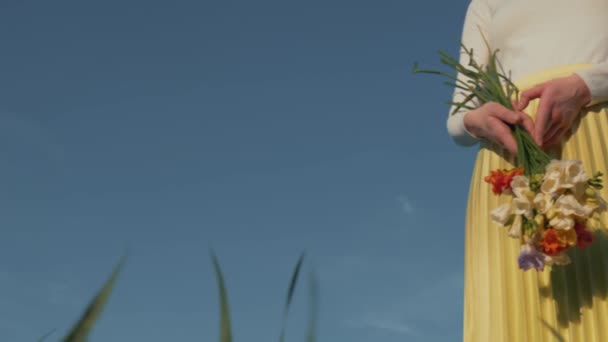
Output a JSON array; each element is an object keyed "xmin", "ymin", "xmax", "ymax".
[{"xmin": 446, "ymin": 0, "xmax": 608, "ymax": 146}]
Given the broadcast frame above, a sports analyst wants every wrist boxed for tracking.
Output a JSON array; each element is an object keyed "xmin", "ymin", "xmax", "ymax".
[
  {"xmin": 463, "ymin": 110, "xmax": 482, "ymax": 139},
  {"xmin": 570, "ymin": 74, "xmax": 592, "ymax": 106},
  {"xmin": 447, "ymin": 111, "xmax": 481, "ymax": 146}
]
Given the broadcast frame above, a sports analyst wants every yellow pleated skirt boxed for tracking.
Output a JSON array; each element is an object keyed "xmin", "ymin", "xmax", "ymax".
[{"xmin": 463, "ymin": 64, "xmax": 608, "ymax": 342}]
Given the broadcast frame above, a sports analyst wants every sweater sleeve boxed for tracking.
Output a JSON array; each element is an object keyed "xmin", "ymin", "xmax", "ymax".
[
  {"xmin": 446, "ymin": 0, "xmax": 492, "ymax": 146},
  {"xmin": 576, "ymin": 62, "xmax": 608, "ymax": 107}
]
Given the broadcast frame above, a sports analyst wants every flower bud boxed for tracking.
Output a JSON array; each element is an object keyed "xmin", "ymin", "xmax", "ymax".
[
  {"xmin": 587, "ymin": 217, "xmax": 600, "ymax": 229},
  {"xmin": 532, "ymin": 174, "xmax": 544, "ymax": 183},
  {"xmin": 546, "ymin": 208, "xmax": 557, "ymax": 220},
  {"xmin": 526, "ymin": 190, "xmax": 536, "ymax": 201},
  {"xmin": 587, "ymin": 198, "xmax": 599, "ymax": 206}
]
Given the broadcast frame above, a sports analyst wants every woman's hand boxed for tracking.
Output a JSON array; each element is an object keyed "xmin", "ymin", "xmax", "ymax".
[
  {"xmin": 463, "ymin": 102, "xmax": 535, "ymax": 155},
  {"xmin": 515, "ymin": 74, "xmax": 592, "ymax": 148}
]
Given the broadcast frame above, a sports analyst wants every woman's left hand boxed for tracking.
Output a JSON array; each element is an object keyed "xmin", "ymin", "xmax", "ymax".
[{"xmin": 514, "ymin": 74, "xmax": 592, "ymax": 148}]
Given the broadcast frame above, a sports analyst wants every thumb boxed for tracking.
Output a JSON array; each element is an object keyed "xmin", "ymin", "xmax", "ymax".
[{"xmin": 517, "ymin": 84, "xmax": 546, "ymax": 111}]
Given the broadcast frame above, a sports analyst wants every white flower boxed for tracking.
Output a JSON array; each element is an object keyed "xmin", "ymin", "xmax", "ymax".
[
  {"xmin": 549, "ymin": 214, "xmax": 575, "ymax": 230},
  {"xmin": 562, "ymin": 160, "xmax": 589, "ymax": 186},
  {"xmin": 554, "ymin": 194, "xmax": 593, "ymax": 217},
  {"xmin": 491, "ymin": 203, "xmax": 512, "ymax": 226},
  {"xmin": 513, "ymin": 197, "xmax": 533, "ymax": 219},
  {"xmin": 541, "ymin": 174, "xmax": 562, "ymax": 196},
  {"xmin": 533, "ymin": 193, "xmax": 553, "ymax": 214},
  {"xmin": 571, "ymin": 182, "xmax": 587, "ymax": 199},
  {"xmin": 510, "ymin": 175, "xmax": 530, "ymax": 198},
  {"xmin": 545, "ymin": 160, "xmax": 563, "ymax": 179},
  {"xmin": 543, "ymin": 160, "xmax": 589, "ymax": 190},
  {"xmin": 581, "ymin": 191, "xmax": 608, "ymax": 216},
  {"xmin": 509, "ymin": 215, "xmax": 522, "ymax": 238}
]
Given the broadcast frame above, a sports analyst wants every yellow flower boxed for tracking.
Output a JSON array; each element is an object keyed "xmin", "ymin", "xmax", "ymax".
[
  {"xmin": 587, "ymin": 217, "xmax": 601, "ymax": 229},
  {"xmin": 534, "ymin": 215, "xmax": 545, "ymax": 229},
  {"xmin": 555, "ymin": 228, "xmax": 577, "ymax": 247}
]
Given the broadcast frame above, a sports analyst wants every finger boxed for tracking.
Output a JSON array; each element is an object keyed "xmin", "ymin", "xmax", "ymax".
[
  {"xmin": 495, "ymin": 124, "xmax": 519, "ymax": 155},
  {"xmin": 543, "ymin": 118, "xmax": 570, "ymax": 147},
  {"xmin": 488, "ymin": 117, "xmax": 518, "ymax": 155},
  {"xmin": 490, "ymin": 105, "xmax": 522, "ymax": 125},
  {"xmin": 518, "ymin": 112, "xmax": 535, "ymax": 137},
  {"xmin": 543, "ymin": 127, "xmax": 567, "ymax": 148},
  {"xmin": 533, "ymin": 99, "xmax": 554, "ymax": 146},
  {"xmin": 543, "ymin": 121, "xmax": 563, "ymax": 144},
  {"xmin": 511, "ymin": 99, "xmax": 518, "ymax": 110},
  {"xmin": 517, "ymin": 84, "xmax": 545, "ymax": 111}
]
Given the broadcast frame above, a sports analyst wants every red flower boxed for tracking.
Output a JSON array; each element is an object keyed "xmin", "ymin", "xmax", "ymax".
[
  {"xmin": 484, "ymin": 167, "xmax": 524, "ymax": 195},
  {"xmin": 575, "ymin": 224, "xmax": 594, "ymax": 249},
  {"xmin": 538, "ymin": 228, "xmax": 568, "ymax": 256}
]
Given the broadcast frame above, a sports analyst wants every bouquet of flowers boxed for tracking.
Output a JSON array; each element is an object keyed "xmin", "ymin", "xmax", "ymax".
[{"xmin": 414, "ymin": 42, "xmax": 607, "ymax": 271}]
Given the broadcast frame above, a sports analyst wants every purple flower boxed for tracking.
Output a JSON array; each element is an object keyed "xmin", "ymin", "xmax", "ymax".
[{"xmin": 518, "ymin": 245, "xmax": 545, "ymax": 271}]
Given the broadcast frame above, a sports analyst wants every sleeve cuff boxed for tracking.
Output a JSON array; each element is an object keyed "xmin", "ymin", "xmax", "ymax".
[
  {"xmin": 447, "ymin": 111, "xmax": 481, "ymax": 146},
  {"xmin": 575, "ymin": 63, "xmax": 608, "ymax": 107}
]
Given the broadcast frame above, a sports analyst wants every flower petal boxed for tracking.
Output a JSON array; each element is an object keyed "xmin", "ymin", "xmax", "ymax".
[{"xmin": 491, "ymin": 203, "xmax": 512, "ymax": 226}]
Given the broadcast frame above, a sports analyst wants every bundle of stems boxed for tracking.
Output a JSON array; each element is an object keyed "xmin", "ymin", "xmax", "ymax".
[{"xmin": 413, "ymin": 42, "xmax": 552, "ymax": 176}]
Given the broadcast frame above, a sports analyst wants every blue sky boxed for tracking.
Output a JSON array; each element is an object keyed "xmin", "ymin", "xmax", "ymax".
[{"xmin": 0, "ymin": 0, "xmax": 480, "ymax": 341}]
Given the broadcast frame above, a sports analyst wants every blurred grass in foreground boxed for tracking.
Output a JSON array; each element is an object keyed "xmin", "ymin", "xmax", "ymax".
[{"xmin": 41, "ymin": 251, "xmax": 317, "ymax": 342}]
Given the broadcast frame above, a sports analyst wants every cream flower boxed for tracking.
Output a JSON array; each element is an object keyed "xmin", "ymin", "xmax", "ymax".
[
  {"xmin": 510, "ymin": 175, "xmax": 530, "ymax": 198},
  {"xmin": 544, "ymin": 252, "xmax": 571, "ymax": 266},
  {"xmin": 544, "ymin": 160, "xmax": 563, "ymax": 179},
  {"xmin": 509, "ymin": 215, "xmax": 522, "ymax": 238},
  {"xmin": 513, "ymin": 197, "xmax": 533, "ymax": 219},
  {"xmin": 549, "ymin": 214, "xmax": 575, "ymax": 230},
  {"xmin": 554, "ymin": 194, "xmax": 593, "ymax": 217},
  {"xmin": 571, "ymin": 182, "xmax": 587, "ymax": 199},
  {"xmin": 533, "ymin": 193, "xmax": 553, "ymax": 214},
  {"xmin": 543, "ymin": 160, "xmax": 589, "ymax": 190},
  {"xmin": 562, "ymin": 160, "xmax": 589, "ymax": 186},
  {"xmin": 541, "ymin": 174, "xmax": 562, "ymax": 196},
  {"xmin": 491, "ymin": 203, "xmax": 512, "ymax": 226},
  {"xmin": 582, "ymin": 191, "xmax": 608, "ymax": 216}
]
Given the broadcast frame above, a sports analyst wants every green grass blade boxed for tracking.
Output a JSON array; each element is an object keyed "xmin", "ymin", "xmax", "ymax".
[
  {"xmin": 37, "ymin": 328, "xmax": 56, "ymax": 342},
  {"xmin": 278, "ymin": 251, "xmax": 306, "ymax": 342},
  {"xmin": 62, "ymin": 255, "xmax": 126, "ymax": 342},
  {"xmin": 305, "ymin": 270, "xmax": 319, "ymax": 342},
  {"xmin": 211, "ymin": 251, "xmax": 233, "ymax": 342}
]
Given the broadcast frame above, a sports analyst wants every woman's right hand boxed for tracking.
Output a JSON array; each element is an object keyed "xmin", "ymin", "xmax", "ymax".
[{"xmin": 463, "ymin": 102, "xmax": 535, "ymax": 155}]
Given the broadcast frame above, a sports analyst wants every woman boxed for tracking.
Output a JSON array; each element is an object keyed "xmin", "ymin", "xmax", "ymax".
[{"xmin": 447, "ymin": 0, "xmax": 608, "ymax": 340}]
